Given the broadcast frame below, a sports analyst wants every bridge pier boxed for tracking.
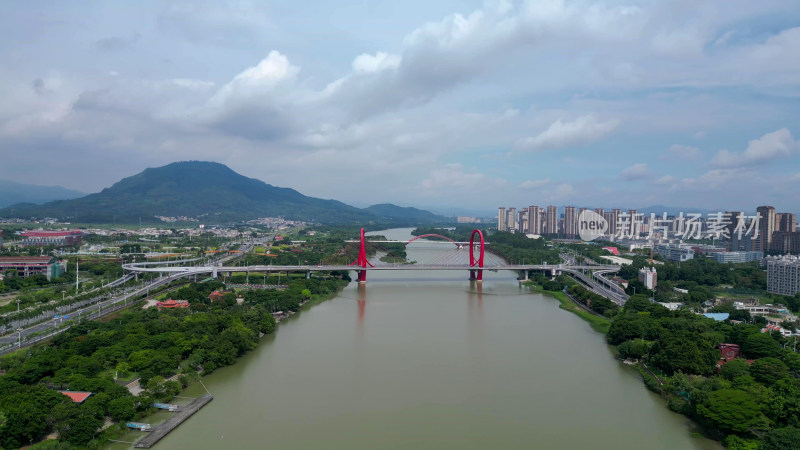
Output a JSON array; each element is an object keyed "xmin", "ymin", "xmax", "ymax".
[
  {"xmin": 306, "ymin": 271, "xmax": 311, "ymax": 279},
  {"xmin": 469, "ymin": 269, "xmax": 483, "ymax": 283},
  {"xmin": 518, "ymin": 270, "xmax": 529, "ymax": 282},
  {"xmin": 357, "ymin": 270, "xmax": 367, "ymax": 284}
]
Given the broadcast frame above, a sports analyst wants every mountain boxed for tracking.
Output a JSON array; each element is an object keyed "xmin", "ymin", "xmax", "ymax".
[
  {"xmin": 0, "ymin": 180, "xmax": 84, "ymax": 208},
  {"xmin": 363, "ymin": 203, "xmax": 444, "ymax": 223},
  {"xmin": 0, "ymin": 161, "xmax": 445, "ymax": 224}
]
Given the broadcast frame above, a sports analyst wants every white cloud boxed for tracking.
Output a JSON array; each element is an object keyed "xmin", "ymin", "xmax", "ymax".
[
  {"xmin": 620, "ymin": 163, "xmax": 649, "ymax": 181},
  {"xmin": 711, "ymin": 128, "xmax": 798, "ymax": 167},
  {"xmin": 518, "ymin": 178, "xmax": 551, "ymax": 189},
  {"xmin": 352, "ymin": 52, "xmax": 402, "ymax": 74},
  {"xmin": 515, "ymin": 114, "xmax": 619, "ymax": 152},
  {"xmin": 210, "ymin": 51, "xmax": 299, "ymax": 106}
]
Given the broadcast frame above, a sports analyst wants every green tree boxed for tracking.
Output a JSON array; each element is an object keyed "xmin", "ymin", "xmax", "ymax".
[
  {"xmin": 720, "ymin": 358, "xmax": 751, "ymax": 381},
  {"xmin": 650, "ymin": 335, "xmax": 718, "ymax": 375},
  {"xmin": 115, "ymin": 362, "xmax": 130, "ymax": 378},
  {"xmin": 606, "ymin": 316, "xmax": 645, "ymax": 345},
  {"xmin": 146, "ymin": 375, "xmax": 166, "ymax": 396},
  {"xmin": 749, "ymin": 357, "xmax": 789, "ymax": 386},
  {"xmin": 301, "ymin": 289, "xmax": 312, "ymax": 299},
  {"xmin": 696, "ymin": 389, "xmax": 766, "ymax": 434},
  {"xmin": 721, "ymin": 435, "xmax": 760, "ymax": 450},
  {"xmin": 742, "ymin": 333, "xmax": 782, "ymax": 359},
  {"xmin": 761, "ymin": 427, "xmax": 800, "ymax": 450},
  {"xmin": 57, "ymin": 411, "xmax": 101, "ymax": 446},
  {"xmin": 107, "ymin": 396, "xmax": 136, "ymax": 421}
]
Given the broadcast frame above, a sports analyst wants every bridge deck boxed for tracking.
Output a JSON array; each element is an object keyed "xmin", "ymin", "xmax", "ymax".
[{"xmin": 124, "ymin": 263, "xmax": 619, "ymax": 273}]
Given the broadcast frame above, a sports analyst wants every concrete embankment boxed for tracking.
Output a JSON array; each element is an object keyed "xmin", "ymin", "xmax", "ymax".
[{"xmin": 133, "ymin": 396, "xmax": 213, "ymax": 448}]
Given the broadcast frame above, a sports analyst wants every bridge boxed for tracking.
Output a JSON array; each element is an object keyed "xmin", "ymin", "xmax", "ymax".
[{"xmin": 124, "ymin": 228, "xmax": 620, "ymax": 287}]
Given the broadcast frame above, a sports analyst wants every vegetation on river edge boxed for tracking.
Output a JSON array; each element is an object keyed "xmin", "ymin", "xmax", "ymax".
[
  {"xmin": 0, "ymin": 277, "xmax": 347, "ymax": 448},
  {"xmin": 537, "ymin": 281, "xmax": 800, "ymax": 449}
]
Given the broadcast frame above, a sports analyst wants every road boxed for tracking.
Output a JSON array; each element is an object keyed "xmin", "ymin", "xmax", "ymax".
[
  {"xmin": 0, "ymin": 244, "xmax": 252, "ymax": 355},
  {"xmin": 559, "ymin": 253, "xmax": 628, "ymax": 305}
]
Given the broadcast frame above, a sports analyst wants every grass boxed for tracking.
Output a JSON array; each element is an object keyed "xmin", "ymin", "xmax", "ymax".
[{"xmin": 527, "ymin": 283, "xmax": 611, "ymax": 334}]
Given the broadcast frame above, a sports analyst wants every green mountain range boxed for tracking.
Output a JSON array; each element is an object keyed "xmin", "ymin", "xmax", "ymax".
[
  {"xmin": 0, "ymin": 161, "xmax": 446, "ymax": 225},
  {"xmin": 0, "ymin": 179, "xmax": 84, "ymax": 208}
]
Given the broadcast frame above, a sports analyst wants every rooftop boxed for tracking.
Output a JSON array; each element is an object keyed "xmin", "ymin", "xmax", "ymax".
[
  {"xmin": 21, "ymin": 230, "xmax": 83, "ymax": 237},
  {"xmin": 0, "ymin": 256, "xmax": 55, "ymax": 264},
  {"xmin": 59, "ymin": 391, "xmax": 93, "ymax": 403}
]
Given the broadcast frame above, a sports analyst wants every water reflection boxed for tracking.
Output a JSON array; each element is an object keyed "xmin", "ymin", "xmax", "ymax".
[{"xmin": 357, "ymin": 282, "xmax": 366, "ymax": 326}]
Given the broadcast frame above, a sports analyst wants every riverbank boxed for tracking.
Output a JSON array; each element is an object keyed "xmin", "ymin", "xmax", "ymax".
[
  {"xmin": 100, "ymin": 279, "xmax": 350, "ymax": 449},
  {"xmin": 524, "ymin": 282, "xmax": 611, "ymax": 333}
]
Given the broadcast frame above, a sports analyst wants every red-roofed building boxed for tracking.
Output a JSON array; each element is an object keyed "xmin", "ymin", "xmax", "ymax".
[
  {"xmin": 603, "ymin": 247, "xmax": 620, "ymax": 256},
  {"xmin": 21, "ymin": 230, "xmax": 83, "ymax": 247},
  {"xmin": 715, "ymin": 343, "xmax": 753, "ymax": 370},
  {"xmin": 718, "ymin": 343, "xmax": 741, "ymax": 361},
  {"xmin": 156, "ymin": 299, "xmax": 190, "ymax": 309},
  {"xmin": 209, "ymin": 291, "xmax": 231, "ymax": 303},
  {"xmin": 59, "ymin": 391, "xmax": 93, "ymax": 404}
]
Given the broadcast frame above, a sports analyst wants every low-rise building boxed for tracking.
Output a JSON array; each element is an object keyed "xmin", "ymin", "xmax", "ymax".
[
  {"xmin": 638, "ymin": 266, "xmax": 657, "ymax": 290},
  {"xmin": 713, "ymin": 251, "xmax": 763, "ymax": 264},
  {"xmin": 718, "ymin": 343, "xmax": 741, "ymax": 360},
  {"xmin": 655, "ymin": 244, "xmax": 694, "ymax": 262},
  {"xmin": 59, "ymin": 391, "xmax": 93, "ymax": 404},
  {"xmin": 734, "ymin": 301, "xmax": 797, "ymax": 324},
  {"xmin": 155, "ymin": 299, "xmax": 190, "ymax": 309},
  {"xmin": 659, "ymin": 302, "xmax": 683, "ymax": 311},
  {"xmin": 0, "ymin": 256, "xmax": 64, "ymax": 280},
  {"xmin": 21, "ymin": 230, "xmax": 83, "ymax": 247},
  {"xmin": 691, "ymin": 245, "xmax": 727, "ymax": 255}
]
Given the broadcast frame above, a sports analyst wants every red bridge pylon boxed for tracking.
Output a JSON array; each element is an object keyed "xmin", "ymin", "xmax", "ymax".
[
  {"xmin": 350, "ymin": 228, "xmax": 374, "ymax": 283},
  {"xmin": 469, "ymin": 229, "xmax": 485, "ymax": 282}
]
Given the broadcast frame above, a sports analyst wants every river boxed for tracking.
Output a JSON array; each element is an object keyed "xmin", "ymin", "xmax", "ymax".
[{"xmin": 112, "ymin": 228, "xmax": 718, "ymax": 449}]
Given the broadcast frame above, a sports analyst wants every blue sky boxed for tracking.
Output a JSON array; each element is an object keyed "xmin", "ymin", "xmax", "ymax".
[{"xmin": 1, "ymin": 0, "xmax": 799, "ymax": 214}]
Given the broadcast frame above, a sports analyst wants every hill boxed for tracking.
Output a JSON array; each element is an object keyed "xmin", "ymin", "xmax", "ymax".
[
  {"xmin": 0, "ymin": 180, "xmax": 84, "ymax": 208},
  {"xmin": 0, "ymin": 161, "xmax": 445, "ymax": 225},
  {"xmin": 363, "ymin": 203, "xmax": 443, "ymax": 223}
]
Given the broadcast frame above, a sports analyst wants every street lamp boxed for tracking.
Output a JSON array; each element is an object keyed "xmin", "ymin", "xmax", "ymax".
[{"xmin": 17, "ymin": 328, "xmax": 22, "ymax": 348}]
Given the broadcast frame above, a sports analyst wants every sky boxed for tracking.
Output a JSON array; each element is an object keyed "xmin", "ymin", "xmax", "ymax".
[{"xmin": 1, "ymin": 0, "xmax": 799, "ymax": 215}]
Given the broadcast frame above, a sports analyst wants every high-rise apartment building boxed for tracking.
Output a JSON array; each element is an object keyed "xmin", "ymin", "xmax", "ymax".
[
  {"xmin": 609, "ymin": 209, "xmax": 621, "ymax": 235},
  {"xmin": 627, "ymin": 209, "xmax": 639, "ymax": 237},
  {"xmin": 777, "ymin": 213, "xmax": 796, "ymax": 233},
  {"xmin": 726, "ymin": 211, "xmax": 743, "ymax": 240},
  {"xmin": 603, "ymin": 211, "xmax": 615, "ymax": 236},
  {"xmin": 546, "ymin": 205, "xmax": 558, "ymax": 235},
  {"xmin": 564, "ymin": 206, "xmax": 577, "ymax": 238},
  {"xmin": 497, "ymin": 207, "xmax": 507, "ymax": 231},
  {"xmin": 518, "ymin": 209, "xmax": 528, "ymax": 233},
  {"xmin": 756, "ymin": 206, "xmax": 776, "ymax": 252},
  {"xmin": 527, "ymin": 206, "xmax": 541, "ymax": 234},
  {"xmin": 507, "ymin": 207, "xmax": 517, "ymax": 232},
  {"xmin": 771, "ymin": 231, "xmax": 800, "ymax": 254}
]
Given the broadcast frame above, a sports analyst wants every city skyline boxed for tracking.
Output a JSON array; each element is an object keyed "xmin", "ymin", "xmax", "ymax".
[{"xmin": 1, "ymin": 1, "xmax": 800, "ymax": 211}]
